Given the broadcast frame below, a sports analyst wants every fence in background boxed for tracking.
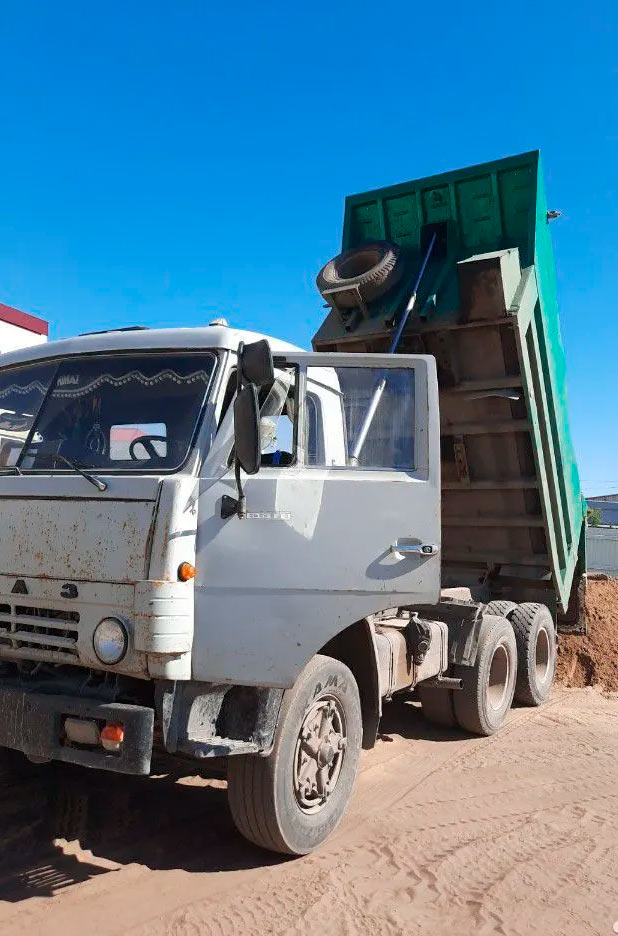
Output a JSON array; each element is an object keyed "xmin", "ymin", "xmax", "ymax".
[{"xmin": 587, "ymin": 527, "xmax": 618, "ymax": 574}]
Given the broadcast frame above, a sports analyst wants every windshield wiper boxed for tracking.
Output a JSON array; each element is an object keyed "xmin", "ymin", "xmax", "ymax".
[
  {"xmin": 52, "ymin": 453, "xmax": 107, "ymax": 492},
  {"xmin": 0, "ymin": 465, "xmax": 22, "ymax": 475},
  {"xmin": 19, "ymin": 441, "xmax": 107, "ymax": 491}
]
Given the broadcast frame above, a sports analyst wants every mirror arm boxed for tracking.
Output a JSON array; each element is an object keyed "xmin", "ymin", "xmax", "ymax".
[
  {"xmin": 235, "ymin": 458, "xmax": 246, "ymax": 519},
  {"xmin": 220, "ymin": 458, "xmax": 247, "ymax": 520}
]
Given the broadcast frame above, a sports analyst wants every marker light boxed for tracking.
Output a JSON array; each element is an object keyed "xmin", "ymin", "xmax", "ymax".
[
  {"xmin": 64, "ymin": 717, "xmax": 100, "ymax": 747},
  {"xmin": 93, "ymin": 617, "xmax": 128, "ymax": 665},
  {"xmin": 101, "ymin": 723, "xmax": 125, "ymax": 752},
  {"xmin": 178, "ymin": 562, "xmax": 196, "ymax": 582}
]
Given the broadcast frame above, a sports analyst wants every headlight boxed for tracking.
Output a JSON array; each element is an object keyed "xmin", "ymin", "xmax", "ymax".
[{"xmin": 93, "ymin": 617, "xmax": 128, "ymax": 665}]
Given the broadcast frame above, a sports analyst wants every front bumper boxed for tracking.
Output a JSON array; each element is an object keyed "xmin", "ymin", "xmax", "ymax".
[{"xmin": 0, "ymin": 685, "xmax": 154, "ymax": 775}]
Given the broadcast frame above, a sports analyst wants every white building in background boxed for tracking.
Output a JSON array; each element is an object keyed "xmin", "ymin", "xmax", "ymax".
[
  {"xmin": 0, "ymin": 302, "xmax": 48, "ymax": 467},
  {"xmin": 0, "ymin": 301, "xmax": 48, "ymax": 353}
]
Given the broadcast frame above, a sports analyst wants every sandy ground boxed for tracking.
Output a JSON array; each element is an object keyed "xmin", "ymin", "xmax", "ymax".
[
  {"xmin": 557, "ymin": 577, "xmax": 618, "ymax": 691},
  {"xmin": 1, "ymin": 689, "xmax": 618, "ymax": 936}
]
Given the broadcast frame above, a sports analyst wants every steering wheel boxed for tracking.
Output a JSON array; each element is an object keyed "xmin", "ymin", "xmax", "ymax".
[{"xmin": 129, "ymin": 435, "xmax": 168, "ymax": 461}]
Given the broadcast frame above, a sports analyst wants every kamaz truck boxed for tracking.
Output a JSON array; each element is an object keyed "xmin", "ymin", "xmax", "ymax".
[{"xmin": 0, "ymin": 151, "xmax": 585, "ymax": 855}]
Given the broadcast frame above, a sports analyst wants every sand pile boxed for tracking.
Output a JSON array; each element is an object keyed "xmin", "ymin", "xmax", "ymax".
[{"xmin": 557, "ymin": 577, "xmax": 618, "ymax": 690}]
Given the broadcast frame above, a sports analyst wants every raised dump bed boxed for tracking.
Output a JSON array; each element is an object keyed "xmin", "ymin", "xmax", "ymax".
[{"xmin": 313, "ymin": 151, "xmax": 586, "ymax": 630}]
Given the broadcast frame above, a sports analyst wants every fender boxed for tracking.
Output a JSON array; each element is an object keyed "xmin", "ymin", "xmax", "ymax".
[{"xmin": 320, "ymin": 618, "xmax": 381, "ymax": 749}]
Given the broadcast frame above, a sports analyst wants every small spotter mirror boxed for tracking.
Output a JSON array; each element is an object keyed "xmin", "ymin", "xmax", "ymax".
[{"xmin": 240, "ymin": 339, "xmax": 274, "ymax": 387}]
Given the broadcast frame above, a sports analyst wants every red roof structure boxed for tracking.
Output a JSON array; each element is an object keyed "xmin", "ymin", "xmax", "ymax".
[{"xmin": 0, "ymin": 301, "xmax": 48, "ymax": 337}]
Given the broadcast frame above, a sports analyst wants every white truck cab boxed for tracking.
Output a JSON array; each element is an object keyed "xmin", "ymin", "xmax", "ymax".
[{"xmin": 0, "ymin": 322, "xmax": 555, "ymax": 855}]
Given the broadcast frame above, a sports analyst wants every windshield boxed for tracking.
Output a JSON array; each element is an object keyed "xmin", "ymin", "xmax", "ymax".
[
  {"xmin": 0, "ymin": 352, "xmax": 216, "ymax": 473},
  {"xmin": 0, "ymin": 362, "xmax": 56, "ymax": 467}
]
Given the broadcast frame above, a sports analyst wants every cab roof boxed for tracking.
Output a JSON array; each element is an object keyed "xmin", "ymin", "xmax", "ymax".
[{"xmin": 0, "ymin": 324, "xmax": 303, "ymax": 370}]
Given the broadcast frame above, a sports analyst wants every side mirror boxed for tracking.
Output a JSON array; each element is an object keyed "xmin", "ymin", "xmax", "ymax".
[
  {"xmin": 240, "ymin": 340, "xmax": 274, "ymax": 387},
  {"xmin": 221, "ymin": 341, "xmax": 273, "ymax": 520},
  {"xmin": 233, "ymin": 384, "xmax": 261, "ymax": 476}
]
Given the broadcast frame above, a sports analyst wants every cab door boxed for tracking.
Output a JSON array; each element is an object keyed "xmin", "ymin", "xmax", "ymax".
[{"xmin": 193, "ymin": 352, "xmax": 440, "ymax": 687}]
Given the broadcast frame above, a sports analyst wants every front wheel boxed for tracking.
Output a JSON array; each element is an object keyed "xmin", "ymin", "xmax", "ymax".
[{"xmin": 227, "ymin": 654, "xmax": 362, "ymax": 855}]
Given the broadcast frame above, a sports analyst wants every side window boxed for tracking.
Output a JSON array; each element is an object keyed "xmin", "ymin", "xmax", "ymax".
[
  {"xmin": 305, "ymin": 366, "xmax": 415, "ymax": 469},
  {"xmin": 227, "ymin": 366, "xmax": 298, "ymax": 469},
  {"xmin": 259, "ymin": 366, "xmax": 297, "ymax": 467}
]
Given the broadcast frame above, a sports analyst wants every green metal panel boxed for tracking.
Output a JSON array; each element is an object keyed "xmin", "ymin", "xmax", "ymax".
[
  {"xmin": 314, "ymin": 151, "xmax": 586, "ymax": 615},
  {"xmin": 340, "ymin": 151, "xmax": 540, "ymax": 323}
]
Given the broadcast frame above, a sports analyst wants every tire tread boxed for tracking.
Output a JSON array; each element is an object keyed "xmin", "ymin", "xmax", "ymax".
[{"xmin": 453, "ymin": 614, "xmax": 517, "ymax": 736}]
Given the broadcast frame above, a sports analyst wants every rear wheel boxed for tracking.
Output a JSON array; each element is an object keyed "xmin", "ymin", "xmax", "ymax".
[
  {"xmin": 485, "ymin": 599, "xmax": 517, "ymax": 618},
  {"xmin": 227, "ymin": 654, "xmax": 362, "ymax": 855},
  {"xmin": 509, "ymin": 603, "xmax": 556, "ymax": 706},
  {"xmin": 453, "ymin": 614, "xmax": 517, "ymax": 736}
]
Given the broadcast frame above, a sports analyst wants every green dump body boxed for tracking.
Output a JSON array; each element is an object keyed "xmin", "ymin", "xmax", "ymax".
[{"xmin": 313, "ymin": 151, "xmax": 586, "ymax": 623}]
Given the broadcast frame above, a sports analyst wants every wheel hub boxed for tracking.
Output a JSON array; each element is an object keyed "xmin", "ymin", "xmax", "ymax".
[
  {"xmin": 486, "ymin": 642, "xmax": 511, "ymax": 711},
  {"xmin": 317, "ymin": 741, "xmax": 335, "ymax": 768},
  {"xmin": 535, "ymin": 626, "xmax": 551, "ymax": 683},
  {"xmin": 293, "ymin": 696, "xmax": 347, "ymax": 814}
]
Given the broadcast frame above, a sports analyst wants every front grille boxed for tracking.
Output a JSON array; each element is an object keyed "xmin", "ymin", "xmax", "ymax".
[
  {"xmin": 15, "ymin": 605, "xmax": 80, "ymax": 625},
  {"xmin": 0, "ymin": 603, "xmax": 80, "ymax": 663}
]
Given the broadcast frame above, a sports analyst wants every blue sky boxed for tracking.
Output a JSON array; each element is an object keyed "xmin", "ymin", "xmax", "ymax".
[{"xmin": 0, "ymin": 1, "xmax": 616, "ymax": 495}]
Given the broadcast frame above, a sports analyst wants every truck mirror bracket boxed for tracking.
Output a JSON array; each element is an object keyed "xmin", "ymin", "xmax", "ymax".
[{"xmin": 221, "ymin": 493, "xmax": 241, "ymax": 519}]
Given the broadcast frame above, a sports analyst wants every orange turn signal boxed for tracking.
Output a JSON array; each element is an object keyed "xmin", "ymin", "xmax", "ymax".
[
  {"xmin": 101, "ymin": 723, "xmax": 124, "ymax": 744},
  {"xmin": 178, "ymin": 561, "xmax": 196, "ymax": 582}
]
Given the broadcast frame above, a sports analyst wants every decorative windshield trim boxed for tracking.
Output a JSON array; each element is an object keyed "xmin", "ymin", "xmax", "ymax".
[
  {"xmin": 53, "ymin": 369, "xmax": 211, "ymax": 399},
  {"xmin": 0, "ymin": 380, "xmax": 48, "ymax": 400}
]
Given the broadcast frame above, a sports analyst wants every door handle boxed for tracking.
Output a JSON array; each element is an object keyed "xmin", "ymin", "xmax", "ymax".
[{"xmin": 390, "ymin": 543, "xmax": 439, "ymax": 557}]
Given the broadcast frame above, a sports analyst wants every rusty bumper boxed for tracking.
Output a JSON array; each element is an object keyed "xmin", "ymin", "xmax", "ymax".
[{"xmin": 0, "ymin": 685, "xmax": 154, "ymax": 775}]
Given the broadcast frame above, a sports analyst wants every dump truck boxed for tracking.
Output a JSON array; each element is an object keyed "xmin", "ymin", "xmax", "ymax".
[
  {"xmin": 0, "ymin": 151, "xmax": 585, "ymax": 856},
  {"xmin": 313, "ymin": 149, "xmax": 586, "ymax": 629}
]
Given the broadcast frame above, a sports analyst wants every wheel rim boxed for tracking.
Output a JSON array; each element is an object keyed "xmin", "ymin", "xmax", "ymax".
[
  {"xmin": 293, "ymin": 695, "xmax": 347, "ymax": 815},
  {"xmin": 486, "ymin": 642, "xmax": 511, "ymax": 711},
  {"xmin": 535, "ymin": 626, "xmax": 551, "ymax": 684}
]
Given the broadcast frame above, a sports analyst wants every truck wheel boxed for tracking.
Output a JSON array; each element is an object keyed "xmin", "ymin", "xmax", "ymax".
[
  {"xmin": 316, "ymin": 241, "xmax": 402, "ymax": 308},
  {"xmin": 485, "ymin": 600, "xmax": 517, "ymax": 618},
  {"xmin": 418, "ymin": 684, "xmax": 456, "ymax": 727},
  {"xmin": 453, "ymin": 614, "xmax": 517, "ymax": 736},
  {"xmin": 509, "ymin": 603, "xmax": 556, "ymax": 706},
  {"xmin": 227, "ymin": 654, "xmax": 362, "ymax": 855}
]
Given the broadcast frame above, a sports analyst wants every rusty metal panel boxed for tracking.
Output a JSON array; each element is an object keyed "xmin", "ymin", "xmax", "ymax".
[{"xmin": 0, "ymin": 497, "xmax": 155, "ymax": 583}]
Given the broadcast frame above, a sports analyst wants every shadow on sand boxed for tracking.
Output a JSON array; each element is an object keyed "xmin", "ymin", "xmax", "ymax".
[{"xmin": 0, "ymin": 696, "xmax": 466, "ymax": 902}]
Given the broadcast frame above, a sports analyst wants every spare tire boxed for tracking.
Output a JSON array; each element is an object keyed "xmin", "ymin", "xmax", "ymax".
[{"xmin": 316, "ymin": 241, "xmax": 402, "ymax": 308}]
